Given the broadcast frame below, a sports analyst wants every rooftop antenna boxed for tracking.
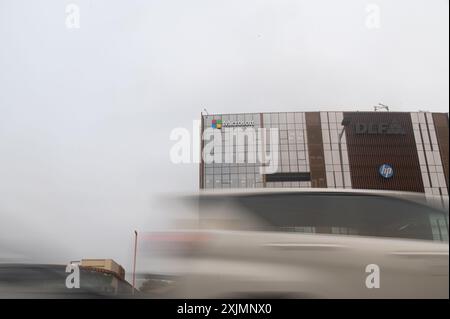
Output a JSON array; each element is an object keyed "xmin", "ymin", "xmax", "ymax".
[{"xmin": 374, "ymin": 103, "xmax": 389, "ymax": 112}]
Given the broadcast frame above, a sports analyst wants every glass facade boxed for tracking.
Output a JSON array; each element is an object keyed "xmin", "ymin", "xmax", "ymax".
[
  {"xmin": 203, "ymin": 113, "xmax": 263, "ymax": 189},
  {"xmin": 201, "ymin": 111, "xmax": 449, "ymax": 199},
  {"xmin": 202, "ymin": 112, "xmax": 312, "ymax": 189}
]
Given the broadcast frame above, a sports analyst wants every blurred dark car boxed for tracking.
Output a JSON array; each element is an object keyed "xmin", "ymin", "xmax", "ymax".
[{"xmin": 0, "ymin": 264, "xmax": 134, "ymax": 298}]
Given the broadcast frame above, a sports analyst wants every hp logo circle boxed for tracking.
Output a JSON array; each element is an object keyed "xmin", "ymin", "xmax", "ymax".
[{"xmin": 379, "ymin": 164, "xmax": 394, "ymax": 179}]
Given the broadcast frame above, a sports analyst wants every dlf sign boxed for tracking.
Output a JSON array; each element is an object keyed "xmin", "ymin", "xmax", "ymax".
[{"xmin": 354, "ymin": 121, "xmax": 405, "ymax": 135}]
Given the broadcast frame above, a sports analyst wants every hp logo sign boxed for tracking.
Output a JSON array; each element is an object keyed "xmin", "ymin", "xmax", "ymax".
[{"xmin": 379, "ymin": 164, "xmax": 394, "ymax": 179}]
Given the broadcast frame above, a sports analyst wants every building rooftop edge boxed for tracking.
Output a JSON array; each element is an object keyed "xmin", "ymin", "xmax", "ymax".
[{"xmin": 201, "ymin": 110, "xmax": 449, "ymax": 117}]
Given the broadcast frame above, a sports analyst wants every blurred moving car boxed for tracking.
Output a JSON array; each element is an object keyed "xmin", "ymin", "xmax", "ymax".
[{"xmin": 141, "ymin": 189, "xmax": 449, "ymax": 298}]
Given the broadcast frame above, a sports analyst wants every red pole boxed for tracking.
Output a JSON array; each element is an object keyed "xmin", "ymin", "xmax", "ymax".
[{"xmin": 132, "ymin": 230, "xmax": 138, "ymax": 295}]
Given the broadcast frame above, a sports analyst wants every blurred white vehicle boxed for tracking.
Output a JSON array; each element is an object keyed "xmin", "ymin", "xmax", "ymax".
[{"xmin": 140, "ymin": 189, "xmax": 449, "ymax": 298}]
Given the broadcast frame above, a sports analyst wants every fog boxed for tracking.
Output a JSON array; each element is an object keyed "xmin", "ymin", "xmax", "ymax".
[{"xmin": 0, "ymin": 0, "xmax": 448, "ymax": 279}]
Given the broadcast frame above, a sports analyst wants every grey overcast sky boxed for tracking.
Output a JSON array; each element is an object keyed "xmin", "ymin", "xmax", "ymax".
[{"xmin": 0, "ymin": 0, "xmax": 448, "ymax": 275}]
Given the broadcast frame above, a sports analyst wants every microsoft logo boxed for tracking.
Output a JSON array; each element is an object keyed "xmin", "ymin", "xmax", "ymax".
[
  {"xmin": 212, "ymin": 119, "xmax": 222, "ymax": 129},
  {"xmin": 211, "ymin": 119, "xmax": 255, "ymax": 129}
]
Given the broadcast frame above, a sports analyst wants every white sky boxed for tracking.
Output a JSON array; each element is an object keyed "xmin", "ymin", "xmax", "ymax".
[{"xmin": 0, "ymin": 0, "xmax": 448, "ymax": 278}]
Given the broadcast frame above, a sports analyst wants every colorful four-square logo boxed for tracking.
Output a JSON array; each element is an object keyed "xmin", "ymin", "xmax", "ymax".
[{"xmin": 212, "ymin": 119, "xmax": 222, "ymax": 129}]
